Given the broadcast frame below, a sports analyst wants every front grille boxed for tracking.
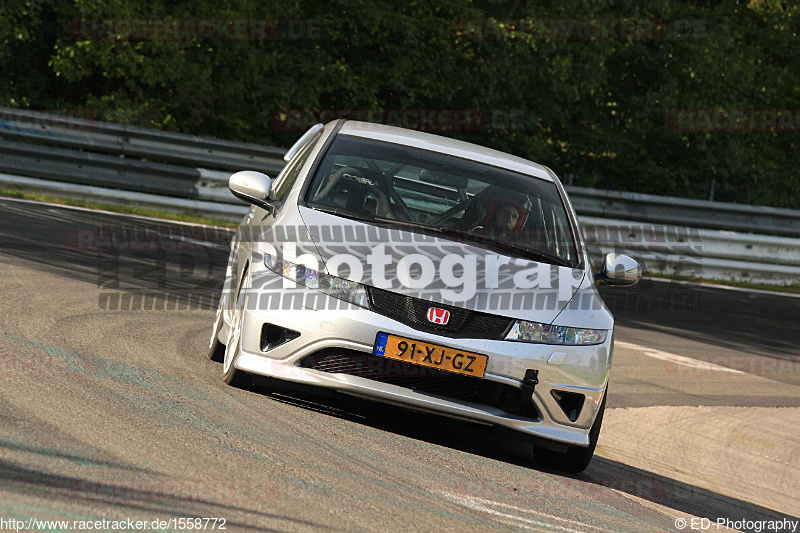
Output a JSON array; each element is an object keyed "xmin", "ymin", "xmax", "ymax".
[
  {"xmin": 366, "ymin": 287, "xmax": 513, "ymax": 340},
  {"xmin": 299, "ymin": 349, "xmax": 538, "ymax": 419}
]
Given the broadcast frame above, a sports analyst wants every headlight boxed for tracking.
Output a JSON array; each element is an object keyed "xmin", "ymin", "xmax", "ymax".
[
  {"xmin": 264, "ymin": 253, "xmax": 369, "ymax": 308},
  {"xmin": 505, "ymin": 320, "xmax": 607, "ymax": 345}
]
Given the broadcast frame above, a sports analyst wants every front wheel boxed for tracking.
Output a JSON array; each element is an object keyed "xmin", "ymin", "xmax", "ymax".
[
  {"xmin": 534, "ymin": 392, "xmax": 606, "ymax": 474},
  {"xmin": 207, "ymin": 291, "xmax": 226, "ymax": 362},
  {"xmin": 222, "ymin": 267, "xmax": 252, "ymax": 389}
]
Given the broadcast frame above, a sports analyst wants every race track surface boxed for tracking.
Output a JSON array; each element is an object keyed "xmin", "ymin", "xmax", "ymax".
[{"xmin": 1, "ymin": 198, "xmax": 798, "ymax": 532}]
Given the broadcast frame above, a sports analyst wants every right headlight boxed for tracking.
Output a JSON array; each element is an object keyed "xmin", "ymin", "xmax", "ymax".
[
  {"xmin": 505, "ymin": 320, "xmax": 607, "ymax": 345},
  {"xmin": 264, "ymin": 253, "xmax": 369, "ymax": 308}
]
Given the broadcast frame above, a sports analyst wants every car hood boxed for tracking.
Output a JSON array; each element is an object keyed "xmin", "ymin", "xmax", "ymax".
[{"xmin": 296, "ymin": 206, "xmax": 585, "ymax": 324}]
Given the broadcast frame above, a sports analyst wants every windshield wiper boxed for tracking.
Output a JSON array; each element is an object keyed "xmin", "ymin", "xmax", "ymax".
[
  {"xmin": 310, "ymin": 207, "xmax": 574, "ymax": 268},
  {"xmin": 372, "ymin": 216, "xmax": 438, "ymax": 231},
  {"xmin": 311, "ymin": 207, "xmax": 436, "ymax": 233},
  {"xmin": 374, "ymin": 217, "xmax": 575, "ymax": 268},
  {"xmin": 437, "ymin": 227, "xmax": 575, "ymax": 268}
]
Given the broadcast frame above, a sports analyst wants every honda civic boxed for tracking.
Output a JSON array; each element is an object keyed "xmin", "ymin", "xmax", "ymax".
[{"xmin": 208, "ymin": 120, "xmax": 640, "ymax": 473}]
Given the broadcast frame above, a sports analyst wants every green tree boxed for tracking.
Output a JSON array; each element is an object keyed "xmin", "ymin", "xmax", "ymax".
[{"xmin": 3, "ymin": 0, "xmax": 798, "ymax": 208}]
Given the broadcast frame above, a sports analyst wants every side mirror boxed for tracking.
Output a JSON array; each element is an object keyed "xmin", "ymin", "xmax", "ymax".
[
  {"xmin": 229, "ymin": 171, "xmax": 277, "ymax": 211},
  {"xmin": 597, "ymin": 253, "xmax": 641, "ymax": 286}
]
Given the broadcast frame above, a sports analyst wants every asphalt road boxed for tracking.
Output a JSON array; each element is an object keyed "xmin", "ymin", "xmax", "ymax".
[{"xmin": 1, "ymin": 198, "xmax": 798, "ymax": 532}]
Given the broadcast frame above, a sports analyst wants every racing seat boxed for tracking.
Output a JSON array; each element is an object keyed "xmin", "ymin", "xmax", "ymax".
[{"xmin": 314, "ymin": 166, "xmax": 388, "ymax": 216}]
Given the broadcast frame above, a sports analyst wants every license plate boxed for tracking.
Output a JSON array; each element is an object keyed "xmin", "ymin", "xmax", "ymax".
[{"xmin": 373, "ymin": 332, "xmax": 488, "ymax": 378}]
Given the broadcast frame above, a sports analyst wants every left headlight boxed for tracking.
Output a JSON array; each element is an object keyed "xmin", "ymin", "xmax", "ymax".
[
  {"xmin": 505, "ymin": 320, "xmax": 607, "ymax": 345},
  {"xmin": 264, "ymin": 253, "xmax": 369, "ymax": 308}
]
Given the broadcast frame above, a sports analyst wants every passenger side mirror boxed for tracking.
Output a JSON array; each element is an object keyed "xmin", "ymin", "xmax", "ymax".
[
  {"xmin": 597, "ymin": 253, "xmax": 641, "ymax": 286},
  {"xmin": 229, "ymin": 171, "xmax": 278, "ymax": 212}
]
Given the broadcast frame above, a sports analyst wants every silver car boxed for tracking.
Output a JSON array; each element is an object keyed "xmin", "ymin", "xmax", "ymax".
[{"xmin": 208, "ymin": 120, "xmax": 640, "ymax": 473}]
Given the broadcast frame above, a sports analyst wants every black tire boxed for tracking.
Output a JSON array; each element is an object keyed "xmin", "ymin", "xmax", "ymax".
[
  {"xmin": 222, "ymin": 266, "xmax": 252, "ymax": 389},
  {"xmin": 223, "ymin": 352, "xmax": 252, "ymax": 389},
  {"xmin": 534, "ymin": 392, "xmax": 606, "ymax": 474},
  {"xmin": 207, "ymin": 293, "xmax": 226, "ymax": 362}
]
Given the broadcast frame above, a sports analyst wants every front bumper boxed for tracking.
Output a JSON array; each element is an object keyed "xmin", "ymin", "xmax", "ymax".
[{"xmin": 230, "ymin": 268, "xmax": 611, "ymax": 447}]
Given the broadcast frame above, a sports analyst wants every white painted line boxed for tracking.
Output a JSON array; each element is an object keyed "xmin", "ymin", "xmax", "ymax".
[
  {"xmin": 615, "ymin": 341, "xmax": 745, "ymax": 374},
  {"xmin": 644, "ymin": 276, "xmax": 800, "ymax": 299},
  {"xmin": 440, "ymin": 491, "xmax": 617, "ymax": 533},
  {"xmin": 0, "ymin": 194, "xmax": 236, "ymax": 232}
]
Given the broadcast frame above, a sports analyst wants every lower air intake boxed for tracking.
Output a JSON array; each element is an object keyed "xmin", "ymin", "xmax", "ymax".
[{"xmin": 299, "ymin": 349, "xmax": 538, "ymax": 420}]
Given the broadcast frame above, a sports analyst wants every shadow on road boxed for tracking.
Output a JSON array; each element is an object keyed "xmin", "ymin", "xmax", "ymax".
[
  {"xmin": 0, "ymin": 457, "xmax": 340, "ymax": 532},
  {"xmin": 252, "ymin": 378, "xmax": 798, "ymax": 532}
]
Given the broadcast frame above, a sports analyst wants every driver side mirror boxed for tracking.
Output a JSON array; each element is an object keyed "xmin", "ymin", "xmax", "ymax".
[
  {"xmin": 229, "ymin": 171, "xmax": 278, "ymax": 212},
  {"xmin": 596, "ymin": 253, "xmax": 641, "ymax": 286}
]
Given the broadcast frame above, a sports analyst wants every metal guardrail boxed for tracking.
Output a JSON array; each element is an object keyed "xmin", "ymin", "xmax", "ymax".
[
  {"xmin": 3, "ymin": 106, "xmax": 799, "ymax": 237},
  {"xmin": 0, "ymin": 172, "xmax": 250, "ymax": 218},
  {"xmin": 581, "ymin": 217, "xmax": 800, "ymax": 285},
  {"xmin": 566, "ymin": 186, "xmax": 800, "ymax": 238},
  {"xmin": 1, "ymin": 107, "xmax": 798, "ymax": 285},
  {"xmin": 0, "ymin": 139, "xmax": 200, "ymax": 198},
  {"xmin": 0, "ymin": 107, "xmax": 286, "ymax": 172}
]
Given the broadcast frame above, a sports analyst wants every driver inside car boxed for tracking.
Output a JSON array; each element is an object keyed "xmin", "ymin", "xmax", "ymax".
[
  {"xmin": 470, "ymin": 198, "xmax": 525, "ymax": 239},
  {"xmin": 492, "ymin": 202, "xmax": 520, "ymax": 231}
]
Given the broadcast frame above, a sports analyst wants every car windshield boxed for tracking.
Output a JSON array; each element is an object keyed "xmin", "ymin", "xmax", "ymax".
[{"xmin": 304, "ymin": 135, "xmax": 579, "ymax": 266}]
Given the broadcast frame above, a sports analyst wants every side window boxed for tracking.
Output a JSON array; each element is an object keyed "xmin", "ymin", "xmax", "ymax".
[{"xmin": 271, "ymin": 133, "xmax": 321, "ymax": 202}]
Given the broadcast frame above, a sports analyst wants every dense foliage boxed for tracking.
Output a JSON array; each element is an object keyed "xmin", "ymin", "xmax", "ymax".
[{"xmin": 2, "ymin": 0, "xmax": 798, "ymax": 207}]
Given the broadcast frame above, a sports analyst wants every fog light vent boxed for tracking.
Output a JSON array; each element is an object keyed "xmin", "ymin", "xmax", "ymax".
[
  {"xmin": 260, "ymin": 323, "xmax": 300, "ymax": 352},
  {"xmin": 551, "ymin": 390, "xmax": 585, "ymax": 422}
]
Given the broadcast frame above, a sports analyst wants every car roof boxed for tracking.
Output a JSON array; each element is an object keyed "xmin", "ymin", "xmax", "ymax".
[{"xmin": 336, "ymin": 120, "xmax": 554, "ymax": 182}]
